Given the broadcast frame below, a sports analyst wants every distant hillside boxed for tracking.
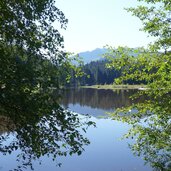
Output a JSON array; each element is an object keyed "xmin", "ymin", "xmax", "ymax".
[
  {"xmin": 78, "ymin": 48, "xmax": 107, "ymax": 64},
  {"xmin": 77, "ymin": 47, "xmax": 143, "ymax": 64},
  {"xmin": 66, "ymin": 47, "xmax": 147, "ymax": 87}
]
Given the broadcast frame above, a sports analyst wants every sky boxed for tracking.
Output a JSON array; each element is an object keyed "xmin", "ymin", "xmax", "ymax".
[{"xmin": 55, "ymin": 0, "xmax": 154, "ymax": 53}]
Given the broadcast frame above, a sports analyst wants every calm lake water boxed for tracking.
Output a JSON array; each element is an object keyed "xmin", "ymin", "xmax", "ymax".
[{"xmin": 0, "ymin": 88, "xmax": 152, "ymax": 171}]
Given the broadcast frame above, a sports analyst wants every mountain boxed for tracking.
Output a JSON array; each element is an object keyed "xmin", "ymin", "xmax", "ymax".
[
  {"xmin": 76, "ymin": 47, "xmax": 141, "ymax": 64},
  {"xmin": 78, "ymin": 48, "xmax": 107, "ymax": 64}
]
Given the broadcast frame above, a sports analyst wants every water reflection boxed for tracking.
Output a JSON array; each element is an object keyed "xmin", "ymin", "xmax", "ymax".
[
  {"xmin": 1, "ymin": 88, "xmax": 153, "ymax": 171},
  {"xmin": 0, "ymin": 88, "xmax": 94, "ymax": 171},
  {"xmin": 109, "ymin": 88, "xmax": 171, "ymax": 171},
  {"xmin": 61, "ymin": 88, "xmax": 137, "ymax": 110},
  {"xmin": 61, "ymin": 88, "xmax": 171, "ymax": 171},
  {"xmin": 59, "ymin": 88, "xmax": 152, "ymax": 171}
]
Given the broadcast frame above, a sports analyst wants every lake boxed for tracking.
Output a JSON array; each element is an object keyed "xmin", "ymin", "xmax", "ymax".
[{"xmin": 0, "ymin": 88, "xmax": 152, "ymax": 171}]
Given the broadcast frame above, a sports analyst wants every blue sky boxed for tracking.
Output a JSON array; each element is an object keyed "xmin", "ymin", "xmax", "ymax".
[{"xmin": 56, "ymin": 0, "xmax": 154, "ymax": 53}]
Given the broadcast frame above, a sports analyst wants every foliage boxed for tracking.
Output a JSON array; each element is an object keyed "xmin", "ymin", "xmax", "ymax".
[
  {"xmin": 0, "ymin": 0, "xmax": 67, "ymax": 57},
  {"xmin": 105, "ymin": 0, "xmax": 171, "ymax": 170},
  {"xmin": 0, "ymin": 1, "xmax": 95, "ymax": 170},
  {"xmin": 126, "ymin": 0, "xmax": 171, "ymax": 52},
  {"xmin": 0, "ymin": 107, "xmax": 94, "ymax": 171}
]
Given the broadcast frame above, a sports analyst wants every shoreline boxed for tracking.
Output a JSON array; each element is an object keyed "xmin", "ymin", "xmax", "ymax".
[{"xmin": 81, "ymin": 84, "xmax": 147, "ymax": 90}]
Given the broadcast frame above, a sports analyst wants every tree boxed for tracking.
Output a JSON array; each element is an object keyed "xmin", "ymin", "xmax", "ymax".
[
  {"xmin": 0, "ymin": 1, "xmax": 94, "ymax": 170},
  {"xmin": 104, "ymin": 1, "xmax": 171, "ymax": 170}
]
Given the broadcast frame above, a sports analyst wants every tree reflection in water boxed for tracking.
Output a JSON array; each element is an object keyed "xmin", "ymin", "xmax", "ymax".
[
  {"xmin": 61, "ymin": 88, "xmax": 171, "ymax": 170},
  {"xmin": 61, "ymin": 88, "xmax": 140, "ymax": 110},
  {"xmin": 0, "ymin": 90, "xmax": 95, "ymax": 171}
]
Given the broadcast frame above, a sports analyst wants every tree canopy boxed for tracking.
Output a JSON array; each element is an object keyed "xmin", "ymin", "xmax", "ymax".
[
  {"xmin": 105, "ymin": 0, "xmax": 171, "ymax": 170},
  {"xmin": 0, "ymin": 1, "xmax": 94, "ymax": 170}
]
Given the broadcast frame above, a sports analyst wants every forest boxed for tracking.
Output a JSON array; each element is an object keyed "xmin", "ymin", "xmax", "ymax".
[
  {"xmin": 66, "ymin": 57, "xmax": 147, "ymax": 87},
  {"xmin": 66, "ymin": 59, "xmax": 120, "ymax": 86}
]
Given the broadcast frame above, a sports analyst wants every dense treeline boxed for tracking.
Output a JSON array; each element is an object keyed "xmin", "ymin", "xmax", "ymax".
[
  {"xmin": 66, "ymin": 59, "xmax": 147, "ymax": 87},
  {"xmin": 66, "ymin": 60, "xmax": 121, "ymax": 86}
]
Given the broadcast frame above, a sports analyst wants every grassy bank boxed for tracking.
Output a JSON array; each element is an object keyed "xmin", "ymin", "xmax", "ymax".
[{"xmin": 81, "ymin": 84, "xmax": 147, "ymax": 90}]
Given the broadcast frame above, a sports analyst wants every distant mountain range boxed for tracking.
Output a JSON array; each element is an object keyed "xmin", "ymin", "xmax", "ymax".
[
  {"xmin": 78, "ymin": 48, "xmax": 107, "ymax": 64},
  {"xmin": 76, "ymin": 47, "xmax": 141, "ymax": 64}
]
